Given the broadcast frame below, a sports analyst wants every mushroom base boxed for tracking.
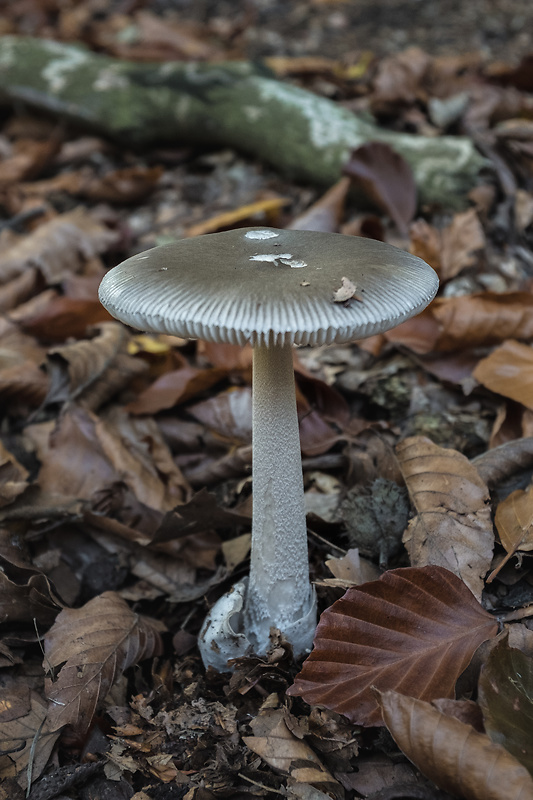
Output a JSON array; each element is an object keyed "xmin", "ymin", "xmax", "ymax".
[{"xmin": 198, "ymin": 579, "xmax": 317, "ymax": 672}]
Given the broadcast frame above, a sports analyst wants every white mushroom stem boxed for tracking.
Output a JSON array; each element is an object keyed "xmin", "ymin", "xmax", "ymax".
[{"xmin": 244, "ymin": 342, "xmax": 316, "ymax": 654}]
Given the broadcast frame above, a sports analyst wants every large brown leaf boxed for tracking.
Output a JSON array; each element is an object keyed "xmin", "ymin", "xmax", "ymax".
[
  {"xmin": 287, "ymin": 566, "xmax": 498, "ymax": 727},
  {"xmin": 377, "ymin": 690, "xmax": 533, "ymax": 800},
  {"xmin": 343, "ymin": 142, "xmax": 417, "ymax": 234},
  {"xmin": 32, "ymin": 406, "xmax": 188, "ymax": 515},
  {"xmin": 473, "ymin": 340, "xmax": 533, "ymax": 410},
  {"xmin": 44, "ymin": 591, "xmax": 163, "ymax": 732},
  {"xmin": 397, "ymin": 436, "xmax": 494, "ymax": 599},
  {"xmin": 386, "ymin": 292, "xmax": 533, "ymax": 354}
]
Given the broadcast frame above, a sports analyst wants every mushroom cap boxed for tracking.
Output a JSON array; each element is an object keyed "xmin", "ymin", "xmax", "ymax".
[{"xmin": 99, "ymin": 227, "xmax": 438, "ymax": 347}]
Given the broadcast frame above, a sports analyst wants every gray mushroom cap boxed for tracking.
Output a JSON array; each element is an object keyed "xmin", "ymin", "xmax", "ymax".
[{"xmin": 98, "ymin": 227, "xmax": 438, "ymax": 347}]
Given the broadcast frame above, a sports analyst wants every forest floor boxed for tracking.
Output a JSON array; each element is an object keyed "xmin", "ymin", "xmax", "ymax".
[{"xmin": 1, "ymin": 2, "xmax": 533, "ymax": 800}]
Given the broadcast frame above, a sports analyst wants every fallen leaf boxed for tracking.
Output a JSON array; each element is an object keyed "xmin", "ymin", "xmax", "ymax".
[
  {"xmin": 324, "ymin": 548, "xmax": 381, "ymax": 587},
  {"xmin": 410, "ymin": 209, "xmax": 485, "ymax": 281},
  {"xmin": 343, "ymin": 142, "xmax": 417, "ymax": 234},
  {"xmin": 243, "ymin": 708, "xmax": 342, "ymax": 798},
  {"xmin": 332, "ymin": 276, "xmax": 360, "ymax": 304},
  {"xmin": 82, "ymin": 165, "xmax": 164, "ymax": 204},
  {"xmin": 386, "ymin": 292, "xmax": 533, "ymax": 354},
  {"xmin": 372, "ymin": 47, "xmax": 431, "ymax": 113},
  {"xmin": 188, "ymin": 387, "xmax": 252, "ymax": 443},
  {"xmin": 0, "ymin": 685, "xmax": 60, "ymax": 790},
  {"xmin": 19, "ymin": 295, "xmax": 114, "ymax": 341},
  {"xmin": 184, "ymin": 197, "xmax": 290, "ymax": 238},
  {"xmin": 289, "ymin": 177, "xmax": 351, "ymax": 233},
  {"xmin": 377, "ymin": 690, "xmax": 533, "ymax": 800},
  {"xmin": 473, "ymin": 437, "xmax": 533, "ymax": 489},
  {"xmin": 45, "ymin": 322, "xmax": 147, "ymax": 411},
  {"xmin": 397, "ymin": 436, "xmax": 494, "ymax": 599},
  {"xmin": 0, "ymin": 441, "xmax": 28, "ymax": 507},
  {"xmin": 492, "ymin": 484, "xmax": 533, "ymax": 575},
  {"xmin": 473, "ymin": 340, "xmax": 533, "ymax": 409},
  {"xmin": 288, "ymin": 566, "xmax": 498, "ymax": 726},
  {"xmin": 127, "ymin": 366, "xmax": 228, "ymax": 414},
  {"xmin": 44, "ymin": 591, "xmax": 163, "ymax": 732},
  {"xmin": 0, "ymin": 208, "xmax": 116, "ymax": 285},
  {"xmin": 478, "ymin": 637, "xmax": 533, "ymax": 773}
]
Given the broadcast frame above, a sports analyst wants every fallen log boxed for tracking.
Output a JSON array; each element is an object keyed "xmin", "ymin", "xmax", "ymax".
[{"xmin": 0, "ymin": 36, "xmax": 485, "ymax": 207}]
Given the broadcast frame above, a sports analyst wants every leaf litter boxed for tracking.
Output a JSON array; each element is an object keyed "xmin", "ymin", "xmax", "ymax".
[{"xmin": 3, "ymin": 4, "xmax": 533, "ymax": 799}]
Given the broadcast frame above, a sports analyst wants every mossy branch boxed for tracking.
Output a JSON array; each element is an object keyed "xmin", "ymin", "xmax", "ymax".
[{"xmin": 0, "ymin": 36, "xmax": 485, "ymax": 207}]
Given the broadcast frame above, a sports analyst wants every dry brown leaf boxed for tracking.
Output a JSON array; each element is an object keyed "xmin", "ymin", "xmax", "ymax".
[
  {"xmin": 188, "ymin": 387, "xmax": 252, "ymax": 443},
  {"xmin": 31, "ymin": 405, "xmax": 188, "ymax": 515},
  {"xmin": 289, "ymin": 177, "xmax": 351, "ymax": 233},
  {"xmin": 127, "ymin": 366, "xmax": 228, "ymax": 414},
  {"xmin": 0, "ymin": 555, "xmax": 61, "ymax": 627},
  {"xmin": 0, "ymin": 208, "xmax": 116, "ymax": 285},
  {"xmin": 243, "ymin": 709, "xmax": 342, "ymax": 799},
  {"xmin": 0, "ymin": 268, "xmax": 39, "ymax": 313},
  {"xmin": 372, "ymin": 47, "xmax": 431, "ymax": 109},
  {"xmin": 473, "ymin": 340, "xmax": 533, "ymax": 409},
  {"xmin": 288, "ymin": 566, "xmax": 497, "ymax": 727},
  {"xmin": 44, "ymin": 591, "xmax": 163, "ymax": 733},
  {"xmin": 377, "ymin": 690, "xmax": 533, "ymax": 800},
  {"xmin": 82, "ymin": 165, "xmax": 164, "ymax": 204},
  {"xmin": 184, "ymin": 197, "xmax": 290, "ymax": 238},
  {"xmin": 0, "ymin": 137, "xmax": 61, "ymax": 185},
  {"xmin": 410, "ymin": 209, "xmax": 485, "ymax": 281},
  {"xmin": 492, "ymin": 485, "xmax": 533, "ymax": 576},
  {"xmin": 0, "ymin": 685, "xmax": 61, "ymax": 790},
  {"xmin": 386, "ymin": 292, "xmax": 533, "ymax": 354},
  {"xmin": 0, "ymin": 441, "xmax": 28, "ymax": 507},
  {"xmin": 46, "ymin": 322, "xmax": 147, "ymax": 411},
  {"xmin": 343, "ymin": 142, "xmax": 417, "ymax": 234},
  {"xmin": 397, "ymin": 437, "xmax": 494, "ymax": 599},
  {"xmin": 324, "ymin": 548, "xmax": 381, "ymax": 588},
  {"xmin": 18, "ymin": 295, "xmax": 114, "ymax": 341}
]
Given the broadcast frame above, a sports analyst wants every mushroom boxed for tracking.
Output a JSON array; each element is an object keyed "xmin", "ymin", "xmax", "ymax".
[{"xmin": 98, "ymin": 227, "xmax": 438, "ymax": 670}]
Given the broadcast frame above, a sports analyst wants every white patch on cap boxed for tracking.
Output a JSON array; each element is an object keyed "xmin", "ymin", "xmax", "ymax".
[
  {"xmin": 249, "ymin": 253, "xmax": 307, "ymax": 268},
  {"xmin": 280, "ymin": 257, "xmax": 307, "ymax": 268},
  {"xmin": 245, "ymin": 230, "xmax": 279, "ymax": 240}
]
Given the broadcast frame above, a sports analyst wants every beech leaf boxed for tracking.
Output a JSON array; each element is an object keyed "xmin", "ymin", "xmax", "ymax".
[
  {"xmin": 478, "ymin": 638, "xmax": 533, "ymax": 773},
  {"xmin": 473, "ymin": 340, "xmax": 533, "ymax": 410},
  {"xmin": 377, "ymin": 690, "xmax": 533, "ymax": 800},
  {"xmin": 397, "ymin": 436, "xmax": 494, "ymax": 599},
  {"xmin": 288, "ymin": 566, "xmax": 498, "ymax": 727},
  {"xmin": 44, "ymin": 591, "xmax": 163, "ymax": 732}
]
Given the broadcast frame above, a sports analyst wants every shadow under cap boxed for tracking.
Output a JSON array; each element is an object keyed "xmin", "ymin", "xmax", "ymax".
[{"xmin": 98, "ymin": 227, "xmax": 438, "ymax": 347}]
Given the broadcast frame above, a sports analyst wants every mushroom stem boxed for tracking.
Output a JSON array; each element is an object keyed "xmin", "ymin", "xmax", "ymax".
[{"xmin": 244, "ymin": 342, "xmax": 316, "ymax": 655}]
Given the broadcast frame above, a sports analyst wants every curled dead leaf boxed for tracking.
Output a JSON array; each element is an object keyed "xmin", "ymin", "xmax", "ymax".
[{"xmin": 377, "ymin": 690, "xmax": 533, "ymax": 800}]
